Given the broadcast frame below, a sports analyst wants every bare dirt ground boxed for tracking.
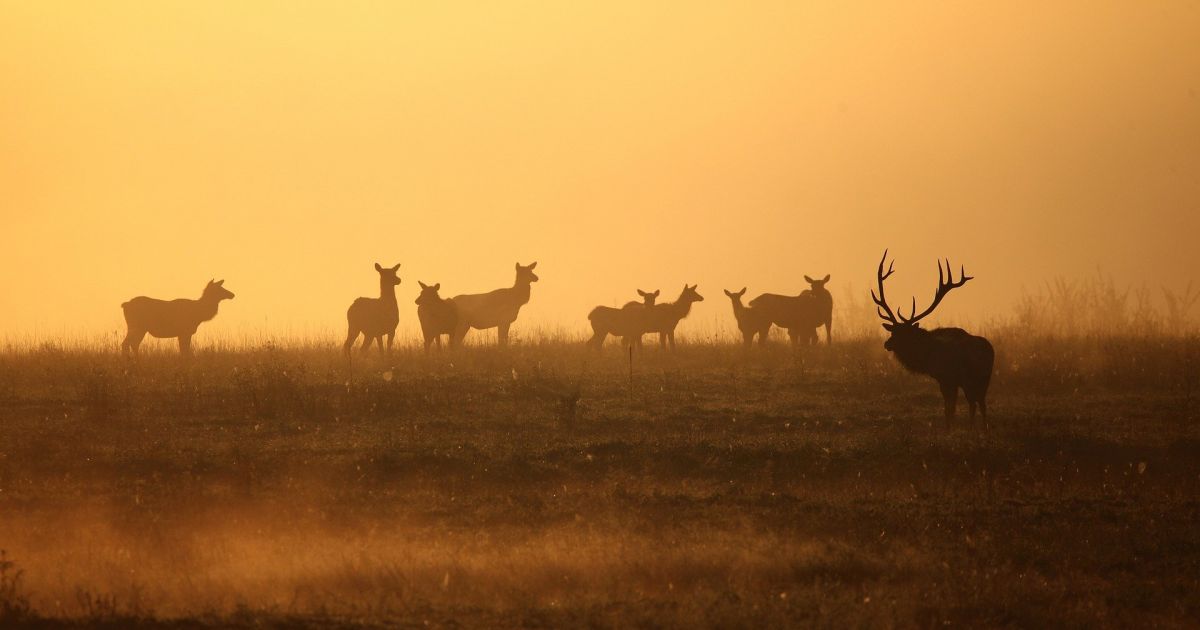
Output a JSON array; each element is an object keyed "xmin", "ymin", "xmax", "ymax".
[{"xmin": 0, "ymin": 334, "xmax": 1198, "ymax": 627}]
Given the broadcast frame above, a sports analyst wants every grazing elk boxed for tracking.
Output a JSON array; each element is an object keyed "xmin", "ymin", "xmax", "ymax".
[
  {"xmin": 344, "ymin": 263, "xmax": 401, "ymax": 356},
  {"xmin": 451, "ymin": 262, "xmax": 538, "ymax": 347},
  {"xmin": 646, "ymin": 284, "xmax": 704, "ymax": 350},
  {"xmin": 416, "ymin": 281, "xmax": 458, "ymax": 352},
  {"xmin": 748, "ymin": 290, "xmax": 822, "ymax": 346},
  {"xmin": 587, "ymin": 289, "xmax": 659, "ymax": 349},
  {"xmin": 121, "ymin": 279, "xmax": 235, "ymax": 356},
  {"xmin": 871, "ymin": 250, "xmax": 994, "ymax": 422},
  {"xmin": 801, "ymin": 274, "xmax": 834, "ymax": 345},
  {"xmin": 724, "ymin": 288, "xmax": 771, "ymax": 348}
]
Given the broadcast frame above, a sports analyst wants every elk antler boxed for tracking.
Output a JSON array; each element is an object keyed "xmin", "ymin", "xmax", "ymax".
[
  {"xmin": 871, "ymin": 250, "xmax": 900, "ymax": 325},
  {"xmin": 899, "ymin": 258, "xmax": 973, "ymax": 324}
]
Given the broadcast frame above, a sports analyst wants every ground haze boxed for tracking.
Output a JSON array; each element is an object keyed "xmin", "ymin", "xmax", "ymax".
[{"xmin": 1, "ymin": 331, "xmax": 1197, "ymax": 626}]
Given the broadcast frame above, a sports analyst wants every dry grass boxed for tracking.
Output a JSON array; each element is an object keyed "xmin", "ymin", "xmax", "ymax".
[{"xmin": 0, "ymin": 331, "xmax": 1198, "ymax": 627}]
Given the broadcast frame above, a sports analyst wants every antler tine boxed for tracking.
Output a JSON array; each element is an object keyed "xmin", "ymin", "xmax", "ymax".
[
  {"xmin": 872, "ymin": 249, "xmax": 900, "ymax": 324},
  {"xmin": 905, "ymin": 256, "xmax": 975, "ymax": 324}
]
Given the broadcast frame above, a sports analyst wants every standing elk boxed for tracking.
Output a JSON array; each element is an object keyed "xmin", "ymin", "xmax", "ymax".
[
  {"xmin": 646, "ymin": 284, "xmax": 704, "ymax": 350},
  {"xmin": 450, "ymin": 262, "xmax": 538, "ymax": 347},
  {"xmin": 748, "ymin": 290, "xmax": 821, "ymax": 346},
  {"xmin": 871, "ymin": 250, "xmax": 994, "ymax": 423},
  {"xmin": 344, "ymin": 263, "xmax": 401, "ymax": 356},
  {"xmin": 416, "ymin": 281, "xmax": 458, "ymax": 352},
  {"xmin": 801, "ymin": 274, "xmax": 833, "ymax": 345},
  {"xmin": 121, "ymin": 279, "xmax": 235, "ymax": 356},
  {"xmin": 724, "ymin": 288, "xmax": 771, "ymax": 348},
  {"xmin": 587, "ymin": 288, "xmax": 658, "ymax": 349}
]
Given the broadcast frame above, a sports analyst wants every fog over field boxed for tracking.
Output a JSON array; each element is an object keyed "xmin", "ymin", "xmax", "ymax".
[{"xmin": 2, "ymin": 1, "xmax": 1199, "ymax": 627}]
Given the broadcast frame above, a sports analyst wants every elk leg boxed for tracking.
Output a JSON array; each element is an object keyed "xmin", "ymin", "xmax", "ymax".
[
  {"xmin": 758, "ymin": 327, "xmax": 770, "ymax": 347},
  {"xmin": 361, "ymin": 335, "xmax": 374, "ymax": 353},
  {"xmin": 385, "ymin": 332, "xmax": 395, "ymax": 354},
  {"xmin": 588, "ymin": 331, "xmax": 606, "ymax": 350},
  {"xmin": 940, "ymin": 381, "xmax": 959, "ymax": 422},
  {"xmin": 424, "ymin": 335, "xmax": 435, "ymax": 353},
  {"xmin": 825, "ymin": 322, "xmax": 832, "ymax": 346},
  {"xmin": 343, "ymin": 327, "xmax": 359, "ymax": 357},
  {"xmin": 497, "ymin": 323, "xmax": 511, "ymax": 347},
  {"xmin": 375, "ymin": 336, "xmax": 385, "ymax": 353},
  {"xmin": 668, "ymin": 330, "xmax": 677, "ymax": 350},
  {"xmin": 742, "ymin": 331, "xmax": 753, "ymax": 348},
  {"xmin": 122, "ymin": 329, "xmax": 146, "ymax": 357},
  {"xmin": 178, "ymin": 335, "xmax": 193, "ymax": 356},
  {"xmin": 659, "ymin": 333, "xmax": 667, "ymax": 350}
]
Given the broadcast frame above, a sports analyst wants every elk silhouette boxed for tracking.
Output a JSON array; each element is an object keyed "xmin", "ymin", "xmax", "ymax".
[
  {"xmin": 343, "ymin": 263, "xmax": 401, "ymax": 356},
  {"xmin": 871, "ymin": 250, "xmax": 994, "ymax": 422},
  {"xmin": 416, "ymin": 281, "xmax": 458, "ymax": 352},
  {"xmin": 121, "ymin": 279, "xmax": 235, "ymax": 356},
  {"xmin": 748, "ymin": 289, "xmax": 821, "ymax": 346},
  {"xmin": 450, "ymin": 262, "xmax": 538, "ymax": 347},
  {"xmin": 801, "ymin": 274, "xmax": 833, "ymax": 345},
  {"xmin": 724, "ymin": 288, "xmax": 771, "ymax": 348},
  {"xmin": 646, "ymin": 284, "xmax": 704, "ymax": 350},
  {"xmin": 587, "ymin": 289, "xmax": 658, "ymax": 349}
]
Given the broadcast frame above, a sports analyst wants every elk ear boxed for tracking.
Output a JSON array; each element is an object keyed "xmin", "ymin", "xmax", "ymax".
[
  {"xmin": 529, "ymin": 261, "xmax": 537, "ymax": 269},
  {"xmin": 738, "ymin": 287, "xmax": 746, "ymax": 297},
  {"xmin": 913, "ymin": 322, "xmax": 921, "ymax": 329},
  {"xmin": 433, "ymin": 283, "xmax": 440, "ymax": 291},
  {"xmin": 638, "ymin": 289, "xmax": 647, "ymax": 297},
  {"xmin": 804, "ymin": 275, "xmax": 814, "ymax": 283},
  {"xmin": 822, "ymin": 274, "xmax": 830, "ymax": 282},
  {"xmin": 419, "ymin": 281, "xmax": 428, "ymax": 289},
  {"xmin": 882, "ymin": 323, "xmax": 895, "ymax": 332},
  {"xmin": 216, "ymin": 279, "xmax": 224, "ymax": 286},
  {"xmin": 652, "ymin": 290, "xmax": 659, "ymax": 297},
  {"xmin": 392, "ymin": 263, "xmax": 401, "ymax": 272},
  {"xmin": 724, "ymin": 289, "xmax": 733, "ymax": 297},
  {"xmin": 375, "ymin": 263, "xmax": 384, "ymax": 272}
]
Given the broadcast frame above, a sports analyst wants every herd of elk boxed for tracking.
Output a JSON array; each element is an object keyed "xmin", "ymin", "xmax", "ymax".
[
  {"xmin": 116, "ymin": 254, "xmax": 995, "ymax": 422},
  {"xmin": 872, "ymin": 250, "xmax": 994, "ymax": 422}
]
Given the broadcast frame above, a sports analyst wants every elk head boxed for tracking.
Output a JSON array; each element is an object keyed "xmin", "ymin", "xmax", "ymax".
[
  {"xmin": 637, "ymin": 289, "xmax": 660, "ymax": 306},
  {"xmin": 516, "ymin": 261, "xmax": 539, "ymax": 284},
  {"xmin": 871, "ymin": 250, "xmax": 972, "ymax": 352},
  {"xmin": 416, "ymin": 281, "xmax": 442, "ymax": 305},
  {"xmin": 804, "ymin": 274, "xmax": 831, "ymax": 292},
  {"xmin": 679, "ymin": 284, "xmax": 704, "ymax": 304},
  {"xmin": 203, "ymin": 279, "xmax": 235, "ymax": 301},
  {"xmin": 723, "ymin": 287, "xmax": 747, "ymax": 305},
  {"xmin": 375, "ymin": 262, "xmax": 402, "ymax": 286}
]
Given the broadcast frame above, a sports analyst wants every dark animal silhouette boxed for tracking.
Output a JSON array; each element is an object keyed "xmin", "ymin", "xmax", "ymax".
[
  {"xmin": 724, "ymin": 288, "xmax": 771, "ymax": 348},
  {"xmin": 871, "ymin": 250, "xmax": 994, "ymax": 422},
  {"xmin": 344, "ymin": 263, "xmax": 401, "ymax": 356},
  {"xmin": 801, "ymin": 274, "xmax": 833, "ymax": 345},
  {"xmin": 587, "ymin": 289, "xmax": 658, "ymax": 349},
  {"xmin": 121, "ymin": 279, "xmax": 234, "ymax": 356},
  {"xmin": 645, "ymin": 284, "xmax": 704, "ymax": 350},
  {"xmin": 748, "ymin": 290, "xmax": 821, "ymax": 346},
  {"xmin": 416, "ymin": 281, "xmax": 458, "ymax": 352},
  {"xmin": 451, "ymin": 262, "xmax": 538, "ymax": 347}
]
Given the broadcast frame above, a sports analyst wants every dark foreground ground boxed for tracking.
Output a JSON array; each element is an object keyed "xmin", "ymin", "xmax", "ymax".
[{"xmin": 0, "ymin": 333, "xmax": 1198, "ymax": 628}]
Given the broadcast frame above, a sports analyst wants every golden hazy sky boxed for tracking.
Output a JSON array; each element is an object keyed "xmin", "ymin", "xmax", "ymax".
[{"xmin": 2, "ymin": 1, "xmax": 1198, "ymax": 340}]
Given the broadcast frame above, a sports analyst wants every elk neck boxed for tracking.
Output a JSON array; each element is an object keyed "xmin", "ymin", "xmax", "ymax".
[
  {"xmin": 196, "ymin": 293, "xmax": 222, "ymax": 322},
  {"xmin": 379, "ymin": 277, "xmax": 399, "ymax": 310},
  {"xmin": 511, "ymin": 276, "xmax": 532, "ymax": 304},
  {"xmin": 890, "ymin": 337, "xmax": 935, "ymax": 374}
]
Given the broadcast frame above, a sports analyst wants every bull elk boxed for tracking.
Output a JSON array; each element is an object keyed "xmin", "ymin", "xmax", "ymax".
[
  {"xmin": 344, "ymin": 263, "xmax": 401, "ymax": 356},
  {"xmin": 587, "ymin": 289, "xmax": 658, "ymax": 349},
  {"xmin": 451, "ymin": 262, "xmax": 538, "ymax": 347},
  {"xmin": 872, "ymin": 250, "xmax": 994, "ymax": 422},
  {"xmin": 121, "ymin": 279, "xmax": 235, "ymax": 356}
]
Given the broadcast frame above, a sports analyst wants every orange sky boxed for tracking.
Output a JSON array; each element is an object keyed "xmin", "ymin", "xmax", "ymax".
[{"xmin": 2, "ymin": 1, "xmax": 1197, "ymax": 342}]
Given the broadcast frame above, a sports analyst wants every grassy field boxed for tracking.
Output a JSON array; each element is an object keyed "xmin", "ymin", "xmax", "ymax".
[{"xmin": 0, "ymin": 331, "xmax": 1198, "ymax": 627}]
